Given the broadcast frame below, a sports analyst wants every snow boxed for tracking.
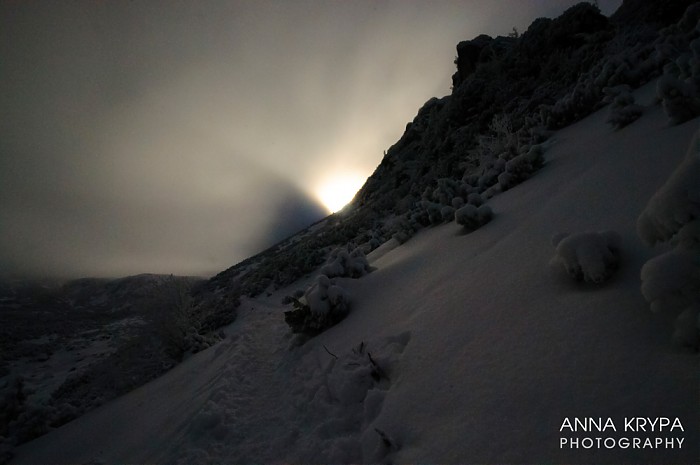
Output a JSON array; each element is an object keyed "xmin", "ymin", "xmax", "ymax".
[
  {"xmin": 641, "ymin": 250, "xmax": 700, "ymax": 313},
  {"xmin": 11, "ymin": 81, "xmax": 699, "ymax": 464},
  {"xmin": 551, "ymin": 230, "xmax": 621, "ymax": 283},
  {"xmin": 637, "ymin": 129, "xmax": 700, "ymax": 245}
]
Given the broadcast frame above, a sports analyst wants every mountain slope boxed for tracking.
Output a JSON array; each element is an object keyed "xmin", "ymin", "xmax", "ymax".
[{"xmin": 11, "ymin": 79, "xmax": 699, "ymax": 465}]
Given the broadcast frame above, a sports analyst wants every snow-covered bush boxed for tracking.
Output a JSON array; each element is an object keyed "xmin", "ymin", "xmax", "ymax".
[
  {"xmin": 687, "ymin": 38, "xmax": 700, "ymax": 91},
  {"xmin": 454, "ymin": 204, "xmax": 493, "ymax": 231},
  {"xmin": 422, "ymin": 201, "xmax": 444, "ymax": 225},
  {"xmin": 284, "ymin": 275, "xmax": 351, "ymax": 337},
  {"xmin": 551, "ymin": 231, "xmax": 621, "ymax": 283},
  {"xmin": 638, "ymin": 131, "xmax": 700, "ymax": 348},
  {"xmin": 440, "ymin": 205, "xmax": 455, "ymax": 222},
  {"xmin": 543, "ymin": 77, "xmax": 603, "ymax": 129},
  {"xmin": 605, "ymin": 85, "xmax": 643, "ymax": 129},
  {"xmin": 383, "ymin": 214, "xmax": 415, "ymax": 244},
  {"xmin": 641, "ymin": 251, "xmax": 700, "ymax": 349},
  {"xmin": 476, "ymin": 113, "xmax": 523, "ymax": 159},
  {"xmin": 431, "ymin": 178, "xmax": 460, "ymax": 205},
  {"xmin": 673, "ymin": 304, "xmax": 700, "ymax": 348},
  {"xmin": 0, "ymin": 375, "xmax": 25, "ymax": 426},
  {"xmin": 656, "ymin": 74, "xmax": 700, "ymax": 125},
  {"xmin": 152, "ymin": 276, "xmax": 223, "ymax": 359},
  {"xmin": 475, "ymin": 155, "xmax": 506, "ymax": 190},
  {"xmin": 0, "ymin": 437, "xmax": 12, "ymax": 465},
  {"xmin": 467, "ymin": 192, "xmax": 484, "ymax": 206},
  {"xmin": 0, "ymin": 375, "xmax": 54, "ymax": 459},
  {"xmin": 321, "ymin": 245, "xmax": 370, "ymax": 278},
  {"xmin": 640, "ymin": 251, "xmax": 699, "ymax": 314},
  {"xmin": 497, "ymin": 144, "xmax": 545, "ymax": 190},
  {"xmin": 637, "ymin": 133, "xmax": 700, "ymax": 245}
]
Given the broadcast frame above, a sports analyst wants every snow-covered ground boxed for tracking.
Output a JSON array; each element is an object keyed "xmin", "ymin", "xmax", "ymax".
[
  {"xmin": 11, "ymin": 81, "xmax": 699, "ymax": 464},
  {"xmin": 5, "ymin": 317, "xmax": 144, "ymax": 404}
]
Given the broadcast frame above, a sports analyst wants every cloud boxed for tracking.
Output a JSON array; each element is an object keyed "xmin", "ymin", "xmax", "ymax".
[{"xmin": 0, "ymin": 0, "xmax": 622, "ymax": 279}]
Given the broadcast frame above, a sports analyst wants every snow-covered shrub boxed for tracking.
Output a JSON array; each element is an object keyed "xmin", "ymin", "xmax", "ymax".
[
  {"xmin": 0, "ymin": 376, "xmax": 26, "ymax": 443},
  {"xmin": 409, "ymin": 208, "xmax": 430, "ymax": 227},
  {"xmin": 544, "ymin": 77, "xmax": 603, "ymax": 129},
  {"xmin": 391, "ymin": 230, "xmax": 411, "ymax": 244},
  {"xmin": 551, "ymin": 231, "xmax": 622, "ymax": 283},
  {"xmin": 0, "ymin": 375, "xmax": 54, "ymax": 456},
  {"xmin": 637, "ymin": 133, "xmax": 700, "ymax": 245},
  {"xmin": 0, "ymin": 437, "xmax": 12, "ymax": 465},
  {"xmin": 498, "ymin": 144, "xmax": 545, "ymax": 190},
  {"xmin": 676, "ymin": 219, "xmax": 700, "ymax": 250},
  {"xmin": 467, "ymin": 192, "xmax": 484, "ymax": 206},
  {"xmin": 687, "ymin": 38, "xmax": 700, "ymax": 91},
  {"xmin": 440, "ymin": 205, "xmax": 455, "ymax": 222},
  {"xmin": 640, "ymin": 250, "xmax": 699, "ymax": 313},
  {"xmin": 481, "ymin": 183, "xmax": 502, "ymax": 200},
  {"xmin": 454, "ymin": 204, "xmax": 493, "ymax": 231},
  {"xmin": 152, "ymin": 276, "xmax": 223, "ymax": 359},
  {"xmin": 605, "ymin": 85, "xmax": 643, "ymax": 129},
  {"xmin": 638, "ymin": 131, "xmax": 700, "ymax": 348},
  {"xmin": 432, "ymin": 178, "xmax": 460, "ymax": 205},
  {"xmin": 451, "ymin": 196, "xmax": 465, "ymax": 209},
  {"xmin": 656, "ymin": 73, "xmax": 700, "ymax": 125},
  {"xmin": 382, "ymin": 214, "xmax": 416, "ymax": 245},
  {"xmin": 673, "ymin": 304, "xmax": 700, "ymax": 348},
  {"xmin": 321, "ymin": 246, "xmax": 370, "ymax": 278},
  {"xmin": 284, "ymin": 275, "xmax": 351, "ymax": 337},
  {"xmin": 422, "ymin": 201, "xmax": 444, "ymax": 225},
  {"xmin": 476, "ymin": 113, "xmax": 523, "ymax": 159},
  {"xmin": 462, "ymin": 173, "xmax": 480, "ymax": 187},
  {"xmin": 281, "ymin": 288, "xmax": 306, "ymax": 305}
]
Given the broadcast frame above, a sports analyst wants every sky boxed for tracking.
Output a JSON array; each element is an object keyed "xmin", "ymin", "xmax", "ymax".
[{"xmin": 0, "ymin": 0, "xmax": 622, "ymax": 280}]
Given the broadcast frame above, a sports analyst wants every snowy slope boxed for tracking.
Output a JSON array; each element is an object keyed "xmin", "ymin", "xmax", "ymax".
[{"xmin": 12, "ymin": 82, "xmax": 699, "ymax": 464}]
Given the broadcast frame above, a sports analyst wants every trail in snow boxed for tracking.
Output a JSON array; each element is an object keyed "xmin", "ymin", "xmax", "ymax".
[
  {"xmin": 27, "ymin": 294, "xmax": 409, "ymax": 465},
  {"xmin": 169, "ymin": 297, "xmax": 411, "ymax": 464},
  {"xmin": 166, "ymin": 299, "xmax": 289, "ymax": 463}
]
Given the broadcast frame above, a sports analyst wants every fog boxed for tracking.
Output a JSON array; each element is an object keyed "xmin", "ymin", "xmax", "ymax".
[{"xmin": 0, "ymin": 0, "xmax": 622, "ymax": 279}]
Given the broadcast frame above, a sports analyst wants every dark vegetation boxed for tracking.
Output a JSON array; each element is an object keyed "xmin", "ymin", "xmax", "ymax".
[{"xmin": 0, "ymin": 274, "xmax": 235, "ymax": 457}]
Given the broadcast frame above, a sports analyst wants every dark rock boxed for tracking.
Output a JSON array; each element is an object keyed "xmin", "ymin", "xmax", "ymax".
[{"xmin": 452, "ymin": 34, "xmax": 493, "ymax": 87}]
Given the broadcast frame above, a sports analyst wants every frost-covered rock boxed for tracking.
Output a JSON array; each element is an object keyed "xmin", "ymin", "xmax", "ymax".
[
  {"xmin": 454, "ymin": 204, "xmax": 493, "ymax": 231},
  {"xmin": 551, "ymin": 231, "xmax": 621, "ymax": 283}
]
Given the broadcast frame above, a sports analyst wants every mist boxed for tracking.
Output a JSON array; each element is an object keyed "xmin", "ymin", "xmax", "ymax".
[{"xmin": 0, "ymin": 0, "xmax": 622, "ymax": 279}]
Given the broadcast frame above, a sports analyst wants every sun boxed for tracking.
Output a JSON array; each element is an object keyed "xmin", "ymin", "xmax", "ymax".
[{"xmin": 317, "ymin": 173, "xmax": 365, "ymax": 213}]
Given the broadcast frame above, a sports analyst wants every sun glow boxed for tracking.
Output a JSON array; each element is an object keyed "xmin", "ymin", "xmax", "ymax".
[{"xmin": 317, "ymin": 173, "xmax": 366, "ymax": 213}]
